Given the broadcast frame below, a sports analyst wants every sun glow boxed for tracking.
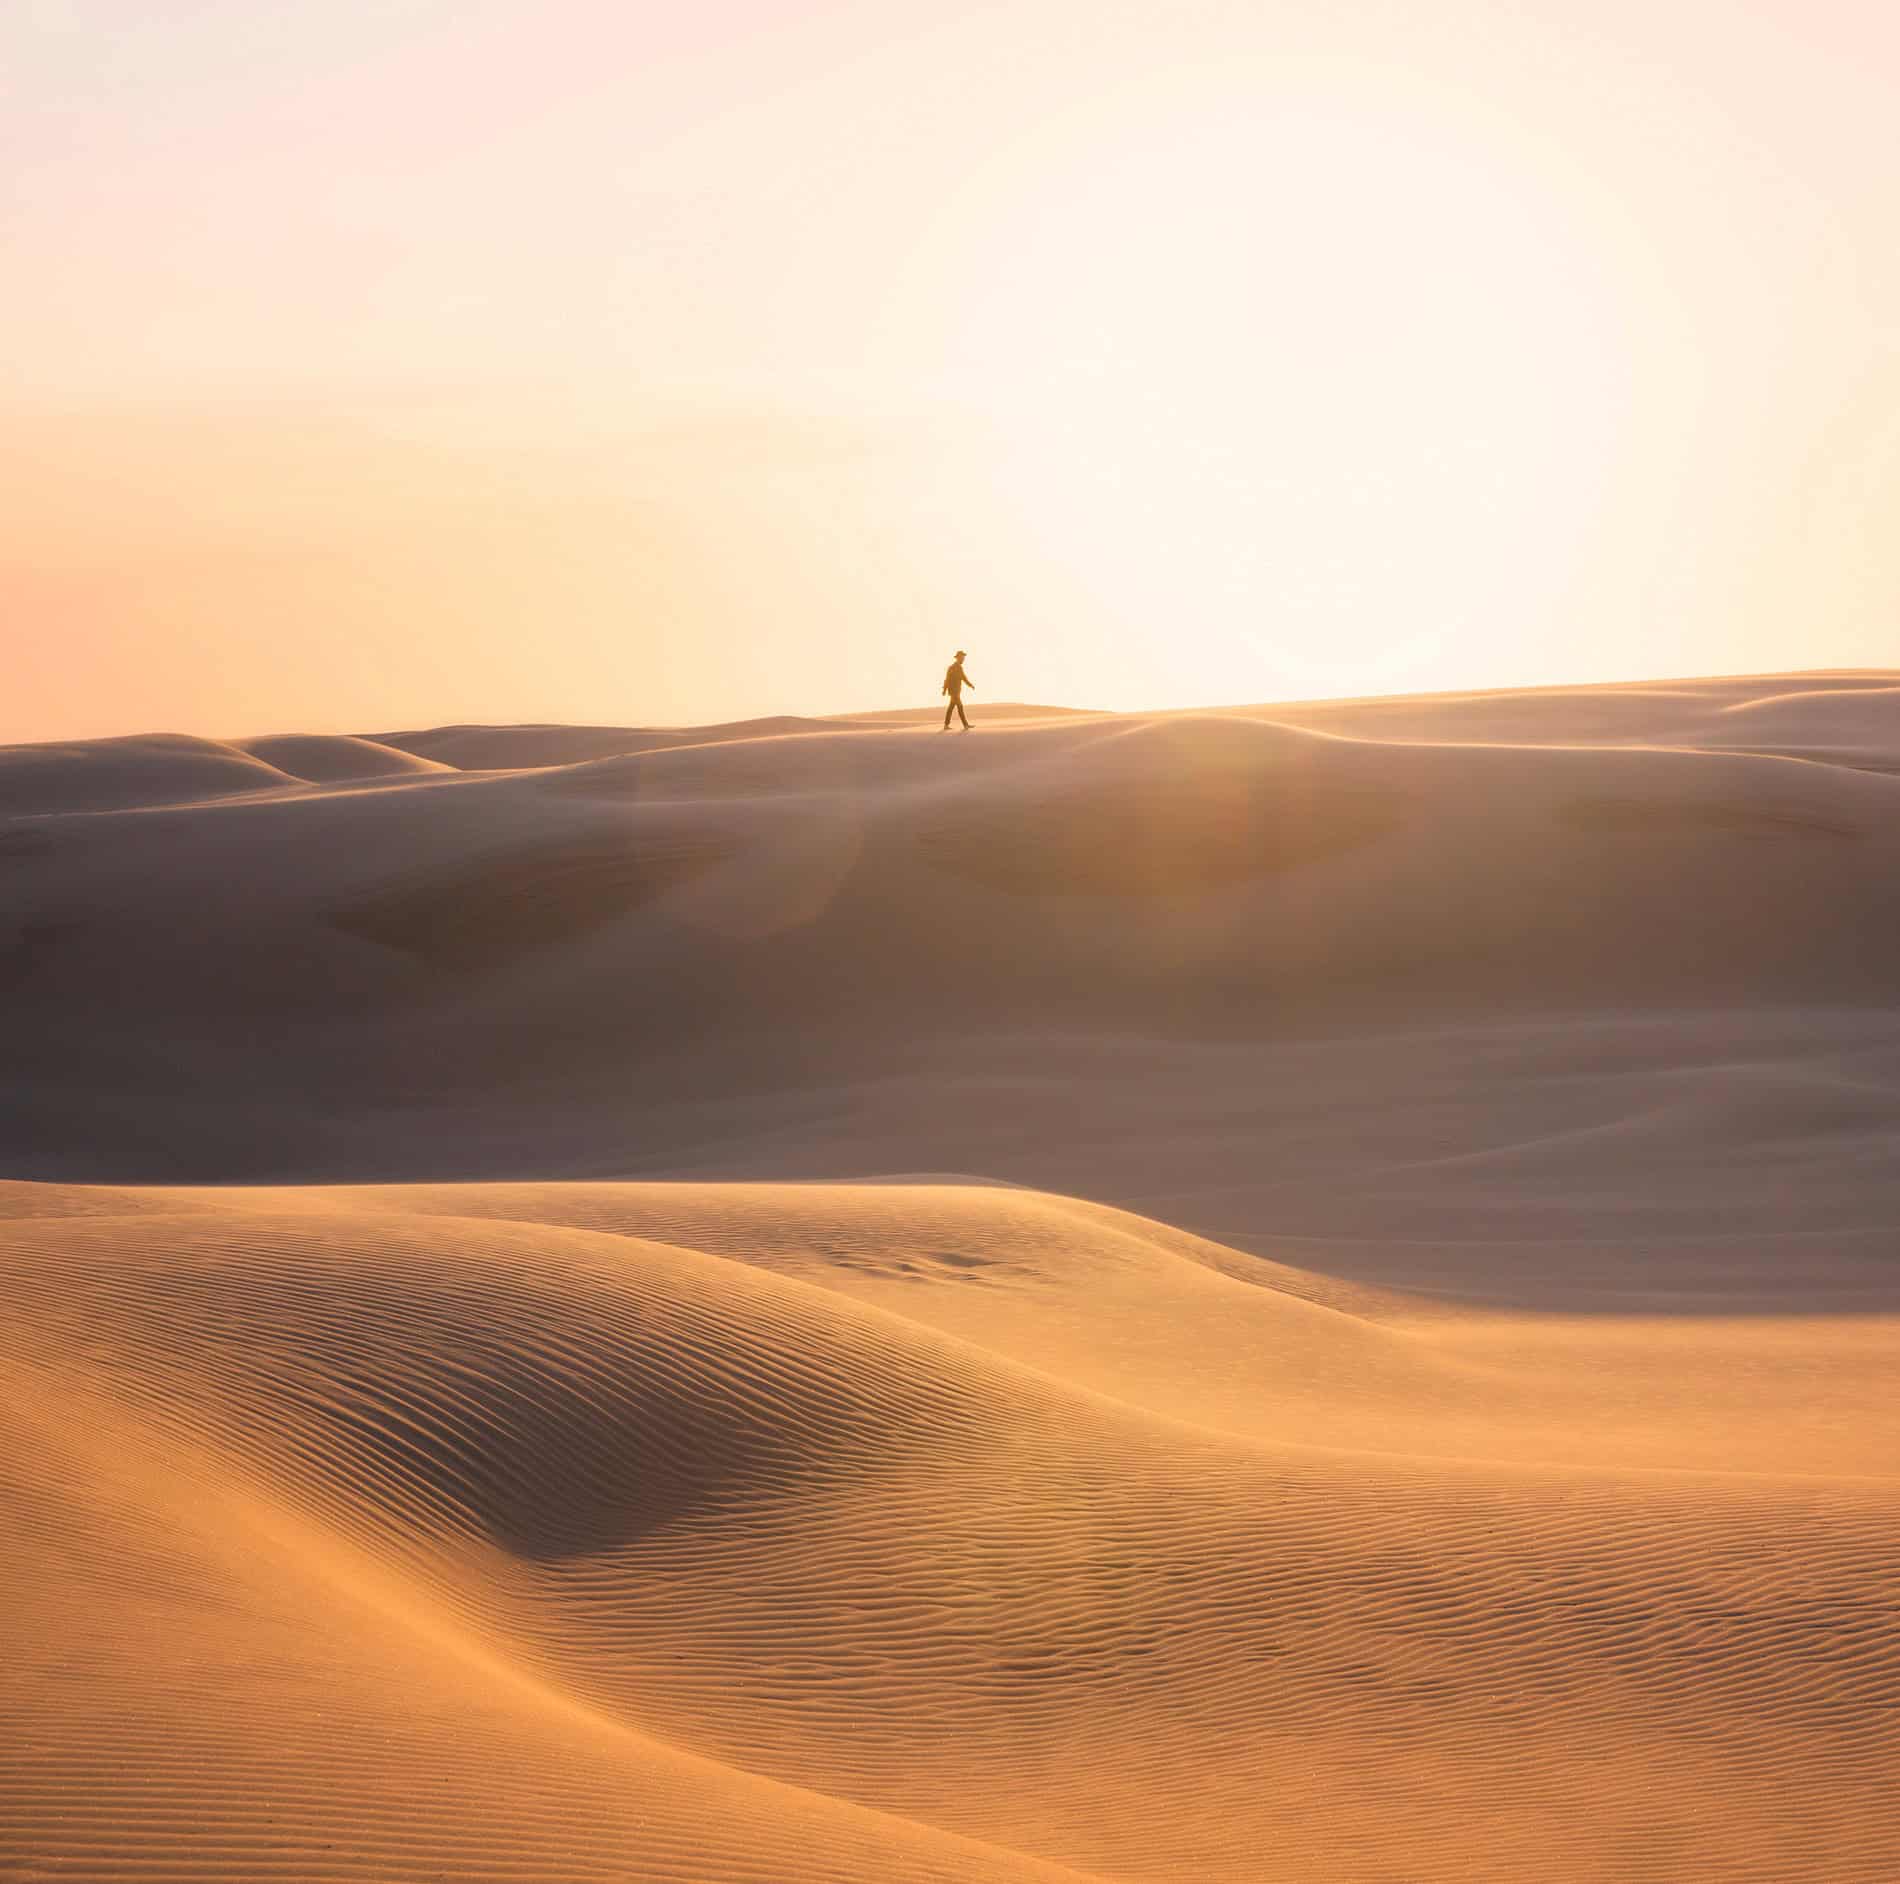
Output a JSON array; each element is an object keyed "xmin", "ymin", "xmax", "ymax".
[{"xmin": 867, "ymin": 88, "xmax": 1632, "ymax": 705}]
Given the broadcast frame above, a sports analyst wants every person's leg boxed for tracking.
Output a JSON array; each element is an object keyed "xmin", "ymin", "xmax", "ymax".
[
  {"xmin": 955, "ymin": 698, "xmax": 970, "ymax": 730},
  {"xmin": 943, "ymin": 698, "xmax": 955, "ymax": 730}
]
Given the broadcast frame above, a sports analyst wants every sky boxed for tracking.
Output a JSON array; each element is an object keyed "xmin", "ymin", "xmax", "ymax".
[{"xmin": 5, "ymin": 0, "xmax": 1900, "ymax": 741}]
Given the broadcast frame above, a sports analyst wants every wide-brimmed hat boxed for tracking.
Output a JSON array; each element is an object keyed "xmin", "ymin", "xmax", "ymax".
[{"xmin": 954, "ymin": 649, "xmax": 967, "ymax": 658}]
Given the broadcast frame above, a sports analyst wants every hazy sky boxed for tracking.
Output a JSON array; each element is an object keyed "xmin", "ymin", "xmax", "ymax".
[{"xmin": 6, "ymin": 0, "xmax": 1899, "ymax": 740}]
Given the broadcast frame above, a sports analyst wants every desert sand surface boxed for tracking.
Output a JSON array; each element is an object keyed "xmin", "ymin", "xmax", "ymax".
[{"xmin": 3, "ymin": 672, "xmax": 1898, "ymax": 1881}]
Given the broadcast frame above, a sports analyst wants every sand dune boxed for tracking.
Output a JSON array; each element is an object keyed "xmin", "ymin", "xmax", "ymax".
[
  {"xmin": 237, "ymin": 732, "xmax": 455, "ymax": 782},
  {"xmin": 0, "ymin": 731, "xmax": 298, "ymax": 817},
  {"xmin": 9, "ymin": 673, "xmax": 1900, "ymax": 1181},
  {"xmin": 4, "ymin": 1181, "xmax": 1894, "ymax": 1881},
  {"xmin": 3, "ymin": 673, "xmax": 1897, "ymax": 1878}
]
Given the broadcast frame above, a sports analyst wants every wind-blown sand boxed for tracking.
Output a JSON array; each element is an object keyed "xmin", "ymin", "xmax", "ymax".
[{"xmin": 3, "ymin": 673, "xmax": 1897, "ymax": 1880}]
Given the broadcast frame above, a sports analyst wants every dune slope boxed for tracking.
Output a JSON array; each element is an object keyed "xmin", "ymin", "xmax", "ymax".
[{"xmin": 3, "ymin": 1180, "xmax": 1895, "ymax": 1882}]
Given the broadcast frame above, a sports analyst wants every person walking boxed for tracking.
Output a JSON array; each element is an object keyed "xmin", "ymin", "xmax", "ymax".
[{"xmin": 941, "ymin": 649, "xmax": 974, "ymax": 731}]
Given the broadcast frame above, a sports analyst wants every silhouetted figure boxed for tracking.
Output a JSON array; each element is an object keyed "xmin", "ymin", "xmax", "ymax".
[{"xmin": 942, "ymin": 650, "xmax": 974, "ymax": 731}]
